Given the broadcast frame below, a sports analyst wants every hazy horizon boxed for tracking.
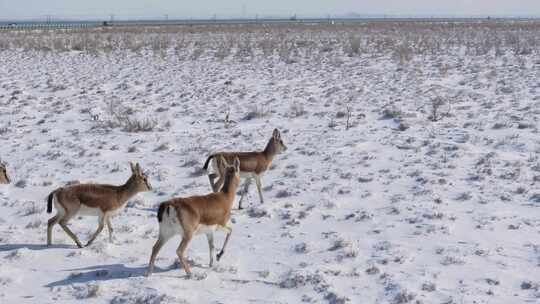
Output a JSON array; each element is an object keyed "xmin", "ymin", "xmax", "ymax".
[{"xmin": 1, "ymin": 0, "xmax": 539, "ymax": 20}]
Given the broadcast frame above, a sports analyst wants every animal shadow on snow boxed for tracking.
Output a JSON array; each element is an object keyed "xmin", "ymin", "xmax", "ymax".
[
  {"xmin": 0, "ymin": 243, "xmax": 72, "ymax": 251},
  {"xmin": 45, "ymin": 263, "xmax": 177, "ymax": 288}
]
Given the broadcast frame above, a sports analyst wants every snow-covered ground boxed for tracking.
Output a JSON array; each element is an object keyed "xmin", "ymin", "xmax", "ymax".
[{"xmin": 1, "ymin": 23, "xmax": 540, "ymax": 303}]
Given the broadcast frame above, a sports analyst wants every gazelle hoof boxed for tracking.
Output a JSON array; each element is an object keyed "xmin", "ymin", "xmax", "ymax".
[{"xmin": 216, "ymin": 251, "xmax": 224, "ymax": 261}]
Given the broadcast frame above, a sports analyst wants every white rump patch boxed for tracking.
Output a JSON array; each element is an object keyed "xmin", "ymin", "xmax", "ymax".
[
  {"xmin": 159, "ymin": 206, "xmax": 184, "ymax": 239},
  {"xmin": 53, "ymin": 196, "xmax": 66, "ymax": 218},
  {"xmin": 158, "ymin": 206, "xmax": 218, "ymax": 239}
]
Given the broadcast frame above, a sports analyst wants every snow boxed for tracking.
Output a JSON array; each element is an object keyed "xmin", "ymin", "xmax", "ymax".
[{"xmin": 1, "ymin": 23, "xmax": 540, "ymax": 303}]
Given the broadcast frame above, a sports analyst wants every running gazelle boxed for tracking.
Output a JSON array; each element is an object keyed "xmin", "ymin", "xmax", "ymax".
[
  {"xmin": 147, "ymin": 156, "xmax": 241, "ymax": 277},
  {"xmin": 202, "ymin": 128, "xmax": 287, "ymax": 209},
  {"xmin": 46, "ymin": 162, "xmax": 152, "ymax": 248},
  {"xmin": 0, "ymin": 161, "xmax": 10, "ymax": 184}
]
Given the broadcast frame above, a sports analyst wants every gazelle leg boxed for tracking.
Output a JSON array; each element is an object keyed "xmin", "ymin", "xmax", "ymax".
[
  {"xmin": 206, "ymin": 233, "xmax": 215, "ymax": 267},
  {"xmin": 59, "ymin": 220, "xmax": 83, "ymax": 248},
  {"xmin": 216, "ymin": 225, "xmax": 232, "ymax": 261},
  {"xmin": 106, "ymin": 217, "xmax": 114, "ymax": 243},
  {"xmin": 208, "ymin": 173, "xmax": 219, "ymax": 192},
  {"xmin": 254, "ymin": 174, "xmax": 265, "ymax": 204},
  {"xmin": 146, "ymin": 236, "xmax": 171, "ymax": 276},
  {"xmin": 238, "ymin": 178, "xmax": 252, "ymax": 210},
  {"xmin": 214, "ymin": 174, "xmax": 225, "ymax": 193},
  {"xmin": 47, "ymin": 215, "xmax": 60, "ymax": 246},
  {"xmin": 85, "ymin": 214, "xmax": 106, "ymax": 247},
  {"xmin": 177, "ymin": 233, "xmax": 193, "ymax": 277}
]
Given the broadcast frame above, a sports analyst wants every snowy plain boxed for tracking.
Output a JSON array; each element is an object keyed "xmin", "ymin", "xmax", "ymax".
[{"xmin": 0, "ymin": 22, "xmax": 540, "ymax": 303}]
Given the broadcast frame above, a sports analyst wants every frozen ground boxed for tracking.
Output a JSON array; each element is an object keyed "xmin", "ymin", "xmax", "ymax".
[{"xmin": 0, "ymin": 23, "xmax": 540, "ymax": 303}]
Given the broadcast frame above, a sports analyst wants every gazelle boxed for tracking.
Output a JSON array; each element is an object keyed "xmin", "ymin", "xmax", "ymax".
[
  {"xmin": 46, "ymin": 162, "xmax": 152, "ymax": 248},
  {"xmin": 147, "ymin": 156, "xmax": 240, "ymax": 277},
  {"xmin": 202, "ymin": 128, "xmax": 287, "ymax": 209},
  {"xmin": 0, "ymin": 161, "xmax": 10, "ymax": 184}
]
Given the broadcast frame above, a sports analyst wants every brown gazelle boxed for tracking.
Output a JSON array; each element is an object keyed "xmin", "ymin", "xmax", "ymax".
[
  {"xmin": 0, "ymin": 161, "xmax": 10, "ymax": 184},
  {"xmin": 202, "ymin": 128, "xmax": 287, "ymax": 209},
  {"xmin": 46, "ymin": 162, "xmax": 152, "ymax": 248},
  {"xmin": 147, "ymin": 156, "xmax": 240, "ymax": 277}
]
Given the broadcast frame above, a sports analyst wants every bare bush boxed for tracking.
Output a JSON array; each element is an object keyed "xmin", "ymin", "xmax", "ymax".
[
  {"xmin": 98, "ymin": 100, "xmax": 159, "ymax": 132},
  {"xmin": 289, "ymin": 102, "xmax": 306, "ymax": 117},
  {"xmin": 242, "ymin": 105, "xmax": 270, "ymax": 121},
  {"xmin": 429, "ymin": 97, "xmax": 446, "ymax": 122},
  {"xmin": 259, "ymin": 37, "xmax": 277, "ymax": 57},
  {"xmin": 345, "ymin": 34, "xmax": 361, "ymax": 56},
  {"xmin": 0, "ymin": 21, "xmax": 538, "ymax": 62},
  {"xmin": 234, "ymin": 37, "xmax": 254, "ymax": 60},
  {"xmin": 215, "ymin": 39, "xmax": 232, "ymax": 60},
  {"xmin": 119, "ymin": 116, "xmax": 158, "ymax": 132},
  {"xmin": 393, "ymin": 43, "xmax": 413, "ymax": 65}
]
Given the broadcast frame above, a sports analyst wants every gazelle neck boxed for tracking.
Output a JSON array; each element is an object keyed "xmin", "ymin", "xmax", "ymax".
[
  {"xmin": 118, "ymin": 175, "xmax": 140, "ymax": 204},
  {"xmin": 221, "ymin": 172, "xmax": 239, "ymax": 199},
  {"xmin": 263, "ymin": 138, "xmax": 278, "ymax": 160}
]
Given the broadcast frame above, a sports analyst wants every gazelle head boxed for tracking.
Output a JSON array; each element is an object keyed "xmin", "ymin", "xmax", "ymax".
[
  {"xmin": 129, "ymin": 162, "xmax": 152, "ymax": 192},
  {"xmin": 0, "ymin": 161, "xmax": 10, "ymax": 184},
  {"xmin": 270, "ymin": 128, "xmax": 287, "ymax": 153}
]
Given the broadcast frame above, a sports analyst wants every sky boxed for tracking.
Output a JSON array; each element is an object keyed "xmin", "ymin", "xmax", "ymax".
[{"xmin": 0, "ymin": 0, "xmax": 539, "ymax": 20}]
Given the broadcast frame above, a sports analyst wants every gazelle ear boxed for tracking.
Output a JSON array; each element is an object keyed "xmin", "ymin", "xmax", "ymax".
[
  {"xmin": 233, "ymin": 157, "xmax": 240, "ymax": 172},
  {"xmin": 130, "ymin": 162, "xmax": 136, "ymax": 173},
  {"xmin": 135, "ymin": 163, "xmax": 142, "ymax": 174},
  {"xmin": 272, "ymin": 128, "xmax": 280, "ymax": 139}
]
